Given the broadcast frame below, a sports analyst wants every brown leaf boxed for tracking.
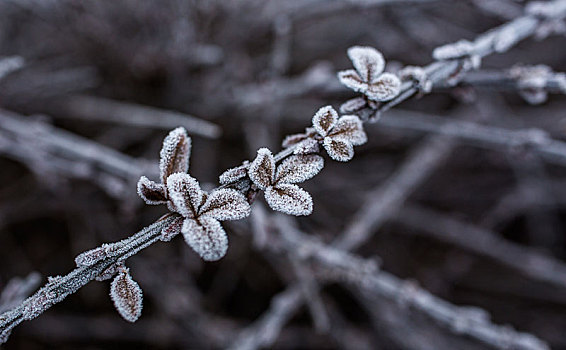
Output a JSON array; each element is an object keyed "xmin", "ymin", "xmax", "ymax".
[
  {"xmin": 312, "ymin": 106, "xmax": 338, "ymax": 137},
  {"xmin": 137, "ymin": 176, "xmax": 167, "ymax": 205},
  {"xmin": 323, "ymin": 137, "xmax": 354, "ymax": 162},
  {"xmin": 159, "ymin": 127, "xmax": 191, "ymax": 185},
  {"xmin": 166, "ymin": 173, "xmax": 203, "ymax": 218},
  {"xmin": 199, "ymin": 188, "xmax": 251, "ymax": 221},
  {"xmin": 248, "ymin": 148, "xmax": 275, "ymax": 190},
  {"xmin": 182, "ymin": 217, "xmax": 228, "ymax": 261},
  {"xmin": 110, "ymin": 267, "xmax": 143, "ymax": 323},
  {"xmin": 264, "ymin": 183, "xmax": 313, "ymax": 216},
  {"xmin": 329, "ymin": 115, "xmax": 367, "ymax": 146},
  {"xmin": 275, "ymin": 155, "xmax": 324, "ymax": 184}
]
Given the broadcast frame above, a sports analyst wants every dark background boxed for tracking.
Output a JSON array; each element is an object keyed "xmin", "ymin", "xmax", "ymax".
[{"xmin": 1, "ymin": 1, "xmax": 566, "ymax": 349}]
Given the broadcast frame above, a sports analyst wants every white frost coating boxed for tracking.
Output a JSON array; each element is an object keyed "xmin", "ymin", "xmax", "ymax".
[
  {"xmin": 96, "ymin": 263, "xmax": 122, "ymax": 282},
  {"xmin": 159, "ymin": 127, "xmax": 192, "ymax": 185},
  {"xmin": 338, "ymin": 46, "xmax": 401, "ymax": 102},
  {"xmin": 308, "ymin": 107, "xmax": 366, "ymax": 162},
  {"xmin": 200, "ymin": 188, "xmax": 251, "ymax": 221},
  {"xmin": 337, "ymin": 69, "xmax": 368, "ymax": 93},
  {"xmin": 365, "ymin": 73, "xmax": 402, "ymax": 101},
  {"xmin": 110, "ymin": 267, "xmax": 143, "ymax": 323},
  {"xmin": 293, "ymin": 138, "xmax": 320, "ymax": 155},
  {"xmin": 323, "ymin": 137, "xmax": 354, "ymax": 162},
  {"xmin": 265, "ymin": 184, "xmax": 313, "ymax": 216},
  {"xmin": 219, "ymin": 162, "xmax": 249, "ymax": 185},
  {"xmin": 160, "ymin": 216, "xmax": 184, "ymax": 242},
  {"xmin": 137, "ymin": 176, "xmax": 167, "ymax": 205},
  {"xmin": 275, "ymin": 155, "xmax": 324, "ymax": 184},
  {"xmin": 182, "ymin": 217, "xmax": 228, "ymax": 261},
  {"xmin": 340, "ymin": 97, "xmax": 367, "ymax": 114},
  {"xmin": 312, "ymin": 105, "xmax": 338, "ymax": 137},
  {"xmin": 166, "ymin": 173, "xmax": 202, "ymax": 218},
  {"xmin": 347, "ymin": 46, "xmax": 385, "ymax": 83},
  {"xmin": 248, "ymin": 149, "xmax": 322, "ymax": 216},
  {"xmin": 433, "ymin": 40, "xmax": 474, "ymax": 60},
  {"xmin": 248, "ymin": 148, "xmax": 275, "ymax": 190},
  {"xmin": 75, "ymin": 247, "xmax": 106, "ymax": 267},
  {"xmin": 330, "ymin": 115, "xmax": 368, "ymax": 146}
]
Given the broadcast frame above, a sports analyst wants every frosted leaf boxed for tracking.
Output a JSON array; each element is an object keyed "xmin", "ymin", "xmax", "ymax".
[
  {"xmin": 75, "ymin": 247, "xmax": 107, "ymax": 267},
  {"xmin": 166, "ymin": 173, "xmax": 202, "ymax": 218},
  {"xmin": 159, "ymin": 127, "xmax": 192, "ymax": 185},
  {"xmin": 347, "ymin": 46, "xmax": 385, "ymax": 83},
  {"xmin": 365, "ymin": 73, "xmax": 401, "ymax": 101},
  {"xmin": 137, "ymin": 176, "xmax": 167, "ymax": 205},
  {"xmin": 282, "ymin": 127, "xmax": 317, "ymax": 148},
  {"xmin": 329, "ymin": 115, "xmax": 367, "ymax": 146},
  {"xmin": 312, "ymin": 106, "xmax": 338, "ymax": 137},
  {"xmin": 110, "ymin": 267, "xmax": 143, "ymax": 323},
  {"xmin": 323, "ymin": 137, "xmax": 354, "ymax": 162},
  {"xmin": 200, "ymin": 188, "xmax": 251, "ymax": 221},
  {"xmin": 337, "ymin": 69, "xmax": 368, "ymax": 93},
  {"xmin": 340, "ymin": 97, "xmax": 367, "ymax": 114},
  {"xmin": 160, "ymin": 216, "xmax": 184, "ymax": 242},
  {"xmin": 265, "ymin": 184, "xmax": 313, "ymax": 216},
  {"xmin": 275, "ymin": 155, "xmax": 324, "ymax": 184},
  {"xmin": 294, "ymin": 138, "xmax": 320, "ymax": 155},
  {"xmin": 96, "ymin": 263, "xmax": 122, "ymax": 282},
  {"xmin": 248, "ymin": 148, "xmax": 275, "ymax": 190},
  {"xmin": 182, "ymin": 217, "xmax": 228, "ymax": 261},
  {"xmin": 282, "ymin": 133, "xmax": 309, "ymax": 148},
  {"xmin": 432, "ymin": 40, "xmax": 474, "ymax": 60},
  {"xmin": 219, "ymin": 162, "xmax": 249, "ymax": 185}
]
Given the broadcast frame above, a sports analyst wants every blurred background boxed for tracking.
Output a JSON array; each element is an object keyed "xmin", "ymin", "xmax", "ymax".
[{"xmin": 1, "ymin": 0, "xmax": 566, "ymax": 349}]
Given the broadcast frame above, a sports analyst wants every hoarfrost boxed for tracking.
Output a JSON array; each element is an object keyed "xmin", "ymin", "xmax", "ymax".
[
  {"xmin": 110, "ymin": 267, "xmax": 143, "ymax": 323},
  {"xmin": 166, "ymin": 173, "xmax": 203, "ymax": 218},
  {"xmin": 338, "ymin": 46, "xmax": 401, "ymax": 102},
  {"xmin": 182, "ymin": 217, "xmax": 228, "ymax": 261},
  {"xmin": 159, "ymin": 127, "xmax": 191, "ymax": 185}
]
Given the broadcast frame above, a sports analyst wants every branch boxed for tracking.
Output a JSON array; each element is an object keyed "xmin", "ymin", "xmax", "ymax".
[
  {"xmin": 0, "ymin": 214, "xmax": 178, "ymax": 343},
  {"xmin": 48, "ymin": 95, "xmax": 222, "ymax": 139}
]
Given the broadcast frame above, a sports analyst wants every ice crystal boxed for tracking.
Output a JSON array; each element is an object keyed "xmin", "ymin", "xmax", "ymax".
[
  {"xmin": 199, "ymin": 188, "xmax": 251, "ymax": 221},
  {"xmin": 110, "ymin": 267, "xmax": 143, "ymax": 323},
  {"xmin": 338, "ymin": 46, "xmax": 401, "ymax": 102},
  {"xmin": 137, "ymin": 127, "xmax": 192, "ymax": 205},
  {"xmin": 248, "ymin": 149, "xmax": 323, "ymax": 216},
  {"xmin": 282, "ymin": 127, "xmax": 317, "ymax": 148}
]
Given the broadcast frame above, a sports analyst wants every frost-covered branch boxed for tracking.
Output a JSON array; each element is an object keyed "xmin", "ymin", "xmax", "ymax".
[
  {"xmin": 0, "ymin": 214, "xmax": 177, "ymax": 343},
  {"xmin": 231, "ymin": 213, "xmax": 549, "ymax": 350}
]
